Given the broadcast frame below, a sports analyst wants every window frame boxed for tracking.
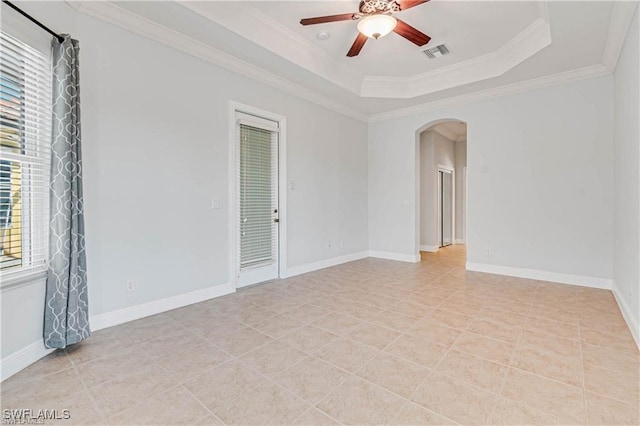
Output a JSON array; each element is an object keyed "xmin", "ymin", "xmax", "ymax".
[{"xmin": 0, "ymin": 27, "xmax": 53, "ymax": 289}]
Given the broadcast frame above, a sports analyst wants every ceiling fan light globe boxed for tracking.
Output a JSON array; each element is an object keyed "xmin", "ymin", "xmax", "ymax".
[{"xmin": 357, "ymin": 14, "xmax": 397, "ymax": 39}]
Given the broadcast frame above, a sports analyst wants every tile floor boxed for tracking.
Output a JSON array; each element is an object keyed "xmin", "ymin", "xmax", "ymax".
[{"xmin": 1, "ymin": 245, "xmax": 639, "ymax": 425}]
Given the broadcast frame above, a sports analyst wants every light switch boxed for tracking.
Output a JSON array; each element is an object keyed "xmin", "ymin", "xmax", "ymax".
[
  {"xmin": 211, "ymin": 198, "xmax": 221, "ymax": 209},
  {"xmin": 290, "ymin": 180, "xmax": 296, "ymax": 190}
]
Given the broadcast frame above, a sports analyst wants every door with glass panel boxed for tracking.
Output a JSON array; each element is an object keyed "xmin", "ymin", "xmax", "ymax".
[
  {"xmin": 236, "ymin": 114, "xmax": 279, "ymax": 288},
  {"xmin": 439, "ymin": 169, "xmax": 454, "ymax": 247}
]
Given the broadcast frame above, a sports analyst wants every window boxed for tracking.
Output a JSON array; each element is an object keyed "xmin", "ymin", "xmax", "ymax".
[
  {"xmin": 0, "ymin": 30, "xmax": 52, "ymax": 283},
  {"xmin": 238, "ymin": 122, "xmax": 279, "ymax": 269}
]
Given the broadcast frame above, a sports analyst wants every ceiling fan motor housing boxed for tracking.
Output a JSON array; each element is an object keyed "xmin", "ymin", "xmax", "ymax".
[
  {"xmin": 359, "ymin": 0, "xmax": 401, "ymax": 16},
  {"xmin": 299, "ymin": 0, "xmax": 430, "ymax": 57}
]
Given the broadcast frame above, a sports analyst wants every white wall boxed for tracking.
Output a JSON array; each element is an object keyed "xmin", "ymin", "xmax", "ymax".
[
  {"xmin": 1, "ymin": 0, "xmax": 633, "ymax": 378},
  {"xmin": 419, "ymin": 130, "xmax": 457, "ymax": 249},
  {"xmin": 613, "ymin": 6, "xmax": 640, "ymax": 346},
  {"xmin": 370, "ymin": 76, "xmax": 614, "ymax": 284},
  {"xmin": 419, "ymin": 132, "xmax": 435, "ymax": 248},
  {"xmin": 455, "ymin": 141, "xmax": 467, "ymax": 242},
  {"xmin": 1, "ymin": 2, "xmax": 368, "ymax": 365}
]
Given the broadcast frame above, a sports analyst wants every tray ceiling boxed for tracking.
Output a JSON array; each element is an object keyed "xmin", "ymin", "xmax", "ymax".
[{"xmin": 69, "ymin": 1, "xmax": 637, "ymax": 119}]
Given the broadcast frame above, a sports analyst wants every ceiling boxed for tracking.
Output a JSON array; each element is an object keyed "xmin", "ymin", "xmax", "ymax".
[
  {"xmin": 431, "ymin": 121, "xmax": 467, "ymax": 142},
  {"xmin": 71, "ymin": 1, "xmax": 637, "ymax": 120},
  {"xmin": 220, "ymin": 0, "xmax": 543, "ymax": 78}
]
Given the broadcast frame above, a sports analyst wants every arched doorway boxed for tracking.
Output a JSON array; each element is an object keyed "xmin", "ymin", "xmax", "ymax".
[{"xmin": 414, "ymin": 119, "xmax": 468, "ymax": 259}]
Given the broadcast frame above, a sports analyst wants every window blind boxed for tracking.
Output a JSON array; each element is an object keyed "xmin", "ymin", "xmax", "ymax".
[
  {"xmin": 0, "ymin": 30, "xmax": 52, "ymax": 282},
  {"xmin": 238, "ymin": 122, "xmax": 278, "ymax": 270}
]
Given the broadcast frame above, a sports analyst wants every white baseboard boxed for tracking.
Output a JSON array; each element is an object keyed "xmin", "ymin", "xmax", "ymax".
[
  {"xmin": 612, "ymin": 283, "xmax": 640, "ymax": 351},
  {"xmin": 465, "ymin": 262, "xmax": 613, "ymax": 290},
  {"xmin": 369, "ymin": 250, "xmax": 421, "ymax": 263},
  {"xmin": 1, "ymin": 281, "xmax": 234, "ymax": 382},
  {"xmin": 419, "ymin": 243, "xmax": 464, "ymax": 252},
  {"xmin": 284, "ymin": 251, "xmax": 369, "ymax": 278},
  {"xmin": 91, "ymin": 282, "xmax": 234, "ymax": 331},
  {"xmin": 455, "ymin": 239, "xmax": 465, "ymax": 244},
  {"xmin": 0, "ymin": 340, "xmax": 54, "ymax": 382}
]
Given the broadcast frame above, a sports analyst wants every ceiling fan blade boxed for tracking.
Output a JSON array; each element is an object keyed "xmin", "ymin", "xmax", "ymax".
[
  {"xmin": 300, "ymin": 13, "xmax": 355, "ymax": 26},
  {"xmin": 397, "ymin": 0, "xmax": 429, "ymax": 11},
  {"xmin": 393, "ymin": 19, "xmax": 431, "ymax": 46},
  {"xmin": 347, "ymin": 33, "xmax": 368, "ymax": 57}
]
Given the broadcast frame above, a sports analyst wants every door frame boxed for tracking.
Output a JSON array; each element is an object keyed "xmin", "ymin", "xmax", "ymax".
[
  {"xmin": 437, "ymin": 165, "xmax": 455, "ymax": 248},
  {"xmin": 462, "ymin": 166, "xmax": 467, "ymax": 244},
  {"xmin": 228, "ymin": 101, "xmax": 287, "ymax": 289}
]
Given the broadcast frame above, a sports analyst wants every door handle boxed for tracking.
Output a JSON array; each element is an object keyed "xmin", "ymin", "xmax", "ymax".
[{"xmin": 274, "ymin": 218, "xmax": 279, "ymax": 223}]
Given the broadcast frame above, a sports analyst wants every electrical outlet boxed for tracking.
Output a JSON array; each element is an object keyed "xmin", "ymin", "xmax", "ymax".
[
  {"xmin": 327, "ymin": 243, "xmax": 332, "ymax": 249},
  {"xmin": 126, "ymin": 280, "xmax": 135, "ymax": 292},
  {"xmin": 484, "ymin": 248, "xmax": 492, "ymax": 256}
]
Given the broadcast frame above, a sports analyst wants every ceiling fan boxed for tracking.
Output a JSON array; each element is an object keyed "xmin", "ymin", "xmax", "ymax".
[{"xmin": 300, "ymin": 0, "xmax": 431, "ymax": 57}]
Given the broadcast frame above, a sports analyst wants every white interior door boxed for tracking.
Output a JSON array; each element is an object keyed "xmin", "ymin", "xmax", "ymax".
[{"xmin": 236, "ymin": 115, "xmax": 279, "ymax": 288}]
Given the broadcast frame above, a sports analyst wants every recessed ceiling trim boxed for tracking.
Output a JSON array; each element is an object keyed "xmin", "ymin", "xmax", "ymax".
[
  {"xmin": 177, "ymin": 0, "xmax": 551, "ymax": 99},
  {"xmin": 178, "ymin": 1, "xmax": 364, "ymax": 96},
  {"xmin": 63, "ymin": 1, "xmax": 634, "ymax": 123},
  {"xmin": 367, "ymin": 0, "xmax": 635, "ymax": 120},
  {"xmin": 64, "ymin": 1, "xmax": 369, "ymax": 122},
  {"xmin": 361, "ymin": 17, "xmax": 552, "ymax": 98},
  {"xmin": 368, "ymin": 63, "xmax": 609, "ymax": 123}
]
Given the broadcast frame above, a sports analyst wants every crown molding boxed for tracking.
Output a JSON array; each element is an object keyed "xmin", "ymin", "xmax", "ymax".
[
  {"xmin": 178, "ymin": 0, "xmax": 550, "ymax": 99},
  {"xmin": 65, "ymin": 0, "xmax": 633, "ymax": 125},
  {"xmin": 361, "ymin": 16, "xmax": 551, "ymax": 98},
  {"xmin": 65, "ymin": 1, "xmax": 368, "ymax": 122},
  {"xmin": 602, "ymin": 1, "xmax": 639, "ymax": 72},
  {"xmin": 177, "ymin": 1, "xmax": 363, "ymax": 96},
  {"xmin": 368, "ymin": 63, "xmax": 610, "ymax": 123},
  {"xmin": 368, "ymin": 1, "xmax": 635, "ymax": 121}
]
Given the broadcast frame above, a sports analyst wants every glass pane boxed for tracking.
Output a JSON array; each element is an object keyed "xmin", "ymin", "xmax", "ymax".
[
  {"xmin": 0, "ymin": 159, "xmax": 22, "ymax": 269},
  {"xmin": 239, "ymin": 125, "xmax": 275, "ymax": 268},
  {"xmin": 0, "ymin": 74, "xmax": 23, "ymax": 154}
]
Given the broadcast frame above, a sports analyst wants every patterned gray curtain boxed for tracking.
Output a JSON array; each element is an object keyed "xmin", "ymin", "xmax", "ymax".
[{"xmin": 44, "ymin": 35, "xmax": 90, "ymax": 349}]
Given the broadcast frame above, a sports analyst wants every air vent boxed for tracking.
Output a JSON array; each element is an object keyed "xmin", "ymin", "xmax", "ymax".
[{"xmin": 423, "ymin": 44, "xmax": 451, "ymax": 59}]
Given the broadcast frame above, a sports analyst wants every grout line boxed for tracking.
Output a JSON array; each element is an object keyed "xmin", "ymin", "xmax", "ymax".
[
  {"xmin": 196, "ymin": 359, "xmax": 309, "ymax": 424},
  {"xmin": 102, "ymin": 383, "xmax": 193, "ymax": 423},
  {"xmin": 490, "ymin": 319, "xmax": 525, "ymax": 422},
  {"xmin": 577, "ymin": 316, "xmax": 590, "ymax": 424},
  {"xmin": 330, "ymin": 269, "xmax": 469, "ymax": 424},
  {"xmin": 504, "ymin": 364, "xmax": 586, "ymax": 391},
  {"xmin": 242, "ymin": 362, "xmax": 330, "ymax": 423},
  {"xmin": 404, "ymin": 307, "xmax": 487, "ymax": 423},
  {"xmin": 289, "ymin": 405, "xmax": 343, "ymax": 425},
  {"xmin": 10, "ymin": 250, "xmax": 636, "ymax": 425},
  {"xmin": 67, "ymin": 351, "xmax": 107, "ymax": 423},
  {"xmin": 181, "ymin": 384, "xmax": 221, "ymax": 423}
]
